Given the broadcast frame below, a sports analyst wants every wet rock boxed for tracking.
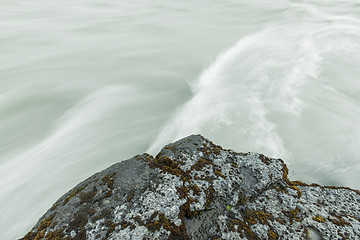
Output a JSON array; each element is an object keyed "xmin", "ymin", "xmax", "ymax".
[{"xmin": 21, "ymin": 135, "xmax": 360, "ymax": 239}]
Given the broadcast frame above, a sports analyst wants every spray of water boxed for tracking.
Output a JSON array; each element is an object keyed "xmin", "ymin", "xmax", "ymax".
[{"xmin": 149, "ymin": 8, "xmax": 360, "ymax": 189}]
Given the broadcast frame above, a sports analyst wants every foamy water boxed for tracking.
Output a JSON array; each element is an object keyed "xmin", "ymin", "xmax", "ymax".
[{"xmin": 1, "ymin": 0, "xmax": 360, "ymax": 239}]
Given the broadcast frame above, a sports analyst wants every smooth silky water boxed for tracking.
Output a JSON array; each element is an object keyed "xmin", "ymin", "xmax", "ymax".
[{"xmin": 1, "ymin": 0, "xmax": 360, "ymax": 239}]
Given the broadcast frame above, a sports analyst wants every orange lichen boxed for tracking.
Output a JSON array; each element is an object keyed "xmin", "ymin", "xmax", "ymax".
[
  {"xmin": 268, "ymin": 229, "xmax": 279, "ymax": 240},
  {"xmin": 63, "ymin": 186, "xmax": 85, "ymax": 205},
  {"xmin": 101, "ymin": 172, "xmax": 116, "ymax": 198},
  {"xmin": 148, "ymin": 155, "xmax": 190, "ymax": 182},
  {"xmin": 280, "ymin": 164, "xmax": 302, "ymax": 198},
  {"xmin": 259, "ymin": 154, "xmax": 271, "ymax": 165},
  {"xmin": 21, "ymin": 214, "xmax": 59, "ymax": 240},
  {"xmin": 243, "ymin": 208, "xmax": 274, "ymax": 225},
  {"xmin": 213, "ymin": 167, "xmax": 226, "ymax": 178},
  {"xmin": 43, "ymin": 230, "xmax": 64, "ymax": 240},
  {"xmin": 50, "ymin": 202, "xmax": 60, "ymax": 211},
  {"xmin": 191, "ymin": 158, "xmax": 212, "ymax": 171},
  {"xmin": 329, "ymin": 214, "xmax": 350, "ymax": 226},
  {"xmin": 176, "ymin": 186, "xmax": 188, "ymax": 199},
  {"xmin": 313, "ymin": 215, "xmax": 326, "ymax": 223},
  {"xmin": 197, "ymin": 141, "xmax": 223, "ymax": 157},
  {"xmin": 282, "ymin": 208, "xmax": 302, "ymax": 224},
  {"xmin": 189, "ymin": 184, "xmax": 201, "ymax": 196},
  {"xmin": 226, "ymin": 207, "xmax": 278, "ymax": 240}
]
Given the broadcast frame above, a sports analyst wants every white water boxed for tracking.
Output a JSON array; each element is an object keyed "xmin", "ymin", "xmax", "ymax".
[{"xmin": 1, "ymin": 0, "xmax": 360, "ymax": 239}]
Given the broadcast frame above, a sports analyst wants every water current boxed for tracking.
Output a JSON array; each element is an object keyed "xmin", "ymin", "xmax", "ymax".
[{"xmin": 1, "ymin": 0, "xmax": 360, "ymax": 238}]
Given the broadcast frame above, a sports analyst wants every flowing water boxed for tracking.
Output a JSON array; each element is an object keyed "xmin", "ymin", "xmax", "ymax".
[{"xmin": 1, "ymin": 0, "xmax": 360, "ymax": 238}]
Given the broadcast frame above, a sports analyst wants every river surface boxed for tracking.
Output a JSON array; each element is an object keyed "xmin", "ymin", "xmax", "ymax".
[{"xmin": 1, "ymin": 0, "xmax": 360, "ymax": 238}]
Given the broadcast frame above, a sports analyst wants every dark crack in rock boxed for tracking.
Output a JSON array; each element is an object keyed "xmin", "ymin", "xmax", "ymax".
[{"xmin": 21, "ymin": 135, "xmax": 360, "ymax": 240}]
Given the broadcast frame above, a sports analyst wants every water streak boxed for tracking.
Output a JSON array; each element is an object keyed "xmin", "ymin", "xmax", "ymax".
[{"xmin": 1, "ymin": 0, "xmax": 360, "ymax": 239}]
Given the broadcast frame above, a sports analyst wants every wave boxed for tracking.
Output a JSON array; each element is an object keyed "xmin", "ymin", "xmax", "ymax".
[
  {"xmin": 0, "ymin": 85, "xmax": 137, "ymax": 237},
  {"xmin": 148, "ymin": 12, "xmax": 360, "ymax": 188}
]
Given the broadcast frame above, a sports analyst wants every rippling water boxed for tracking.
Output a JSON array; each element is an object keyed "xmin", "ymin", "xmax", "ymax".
[{"xmin": 1, "ymin": 0, "xmax": 360, "ymax": 239}]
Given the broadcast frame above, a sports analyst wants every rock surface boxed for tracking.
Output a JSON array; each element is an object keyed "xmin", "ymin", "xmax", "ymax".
[{"xmin": 22, "ymin": 135, "xmax": 360, "ymax": 239}]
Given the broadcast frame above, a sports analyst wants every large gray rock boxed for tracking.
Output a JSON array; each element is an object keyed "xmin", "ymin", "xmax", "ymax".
[{"xmin": 22, "ymin": 135, "xmax": 360, "ymax": 239}]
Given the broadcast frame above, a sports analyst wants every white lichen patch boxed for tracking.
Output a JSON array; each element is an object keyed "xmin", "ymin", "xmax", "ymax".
[
  {"xmin": 86, "ymin": 219, "xmax": 105, "ymax": 240},
  {"xmin": 109, "ymin": 225, "xmax": 149, "ymax": 240}
]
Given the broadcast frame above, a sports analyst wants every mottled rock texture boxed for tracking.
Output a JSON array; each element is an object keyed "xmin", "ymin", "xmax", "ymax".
[{"xmin": 22, "ymin": 135, "xmax": 360, "ymax": 240}]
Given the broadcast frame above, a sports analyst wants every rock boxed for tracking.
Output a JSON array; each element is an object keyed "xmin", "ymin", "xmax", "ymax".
[{"xmin": 21, "ymin": 135, "xmax": 360, "ymax": 239}]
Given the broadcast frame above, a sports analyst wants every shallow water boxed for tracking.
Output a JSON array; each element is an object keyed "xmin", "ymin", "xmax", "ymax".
[{"xmin": 1, "ymin": 0, "xmax": 360, "ymax": 239}]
